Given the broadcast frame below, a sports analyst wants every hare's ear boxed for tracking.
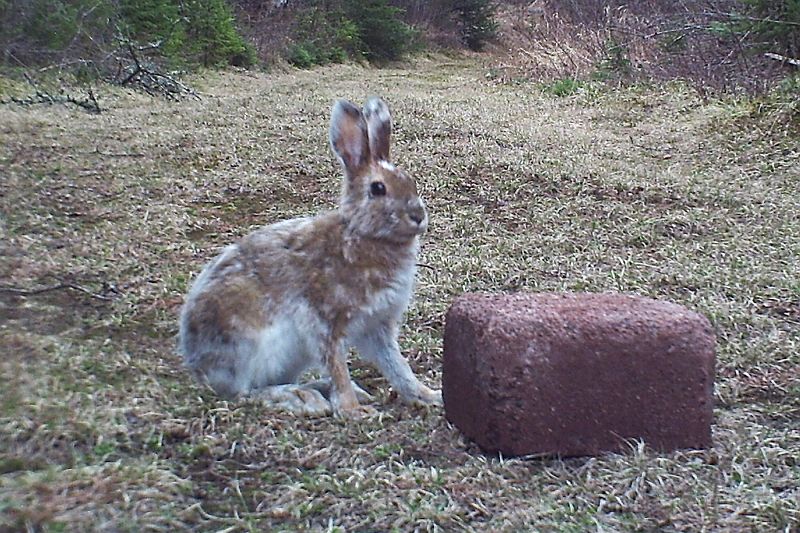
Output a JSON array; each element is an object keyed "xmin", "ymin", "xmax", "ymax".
[
  {"xmin": 330, "ymin": 99, "xmax": 370, "ymax": 175},
  {"xmin": 363, "ymin": 97, "xmax": 391, "ymax": 162}
]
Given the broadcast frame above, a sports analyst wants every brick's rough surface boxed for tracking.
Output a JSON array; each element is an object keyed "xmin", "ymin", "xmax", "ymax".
[{"xmin": 443, "ymin": 292, "xmax": 716, "ymax": 456}]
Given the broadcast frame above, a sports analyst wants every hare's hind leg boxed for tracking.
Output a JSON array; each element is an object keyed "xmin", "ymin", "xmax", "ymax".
[
  {"xmin": 193, "ymin": 350, "xmax": 333, "ymax": 415},
  {"xmin": 250, "ymin": 384, "xmax": 332, "ymax": 416}
]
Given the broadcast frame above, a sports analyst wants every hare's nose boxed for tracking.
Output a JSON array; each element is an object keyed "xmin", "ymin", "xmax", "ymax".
[{"xmin": 407, "ymin": 199, "xmax": 426, "ymax": 226}]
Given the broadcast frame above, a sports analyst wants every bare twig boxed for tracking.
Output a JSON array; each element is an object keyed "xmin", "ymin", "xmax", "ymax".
[
  {"xmin": 642, "ymin": 25, "xmax": 715, "ymax": 40},
  {"xmin": 37, "ymin": 59, "xmax": 97, "ymax": 73},
  {"xmin": 90, "ymin": 147, "xmax": 146, "ymax": 157},
  {"xmin": 706, "ymin": 12, "xmax": 800, "ymax": 28},
  {"xmin": 0, "ymin": 283, "xmax": 113, "ymax": 301}
]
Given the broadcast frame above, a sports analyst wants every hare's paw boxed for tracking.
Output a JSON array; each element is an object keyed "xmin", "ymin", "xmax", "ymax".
[
  {"xmin": 334, "ymin": 403, "xmax": 378, "ymax": 420},
  {"xmin": 307, "ymin": 378, "xmax": 374, "ymax": 403},
  {"xmin": 352, "ymin": 382, "xmax": 374, "ymax": 403},
  {"xmin": 406, "ymin": 386, "xmax": 442, "ymax": 407},
  {"xmin": 292, "ymin": 388, "xmax": 334, "ymax": 416},
  {"xmin": 254, "ymin": 385, "xmax": 332, "ymax": 417},
  {"xmin": 330, "ymin": 388, "xmax": 378, "ymax": 419}
]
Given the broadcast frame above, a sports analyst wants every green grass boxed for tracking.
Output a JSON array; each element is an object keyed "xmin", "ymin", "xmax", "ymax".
[
  {"xmin": 1, "ymin": 59, "xmax": 799, "ymax": 531},
  {"xmin": 540, "ymin": 77, "xmax": 584, "ymax": 96}
]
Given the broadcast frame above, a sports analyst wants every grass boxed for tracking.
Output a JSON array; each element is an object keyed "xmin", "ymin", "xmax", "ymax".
[
  {"xmin": 539, "ymin": 77, "xmax": 584, "ymax": 97},
  {"xmin": 1, "ymin": 59, "xmax": 799, "ymax": 531}
]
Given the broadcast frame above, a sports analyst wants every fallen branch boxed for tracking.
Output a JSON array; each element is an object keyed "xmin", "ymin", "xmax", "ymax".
[
  {"xmin": 765, "ymin": 52, "xmax": 800, "ymax": 68},
  {"xmin": 6, "ymin": 90, "xmax": 102, "ymax": 114},
  {"xmin": 37, "ymin": 58, "xmax": 97, "ymax": 73},
  {"xmin": 111, "ymin": 37, "xmax": 200, "ymax": 100},
  {"xmin": 1, "ymin": 73, "xmax": 102, "ymax": 114}
]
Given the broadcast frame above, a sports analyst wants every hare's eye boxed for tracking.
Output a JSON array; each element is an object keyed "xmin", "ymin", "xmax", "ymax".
[{"xmin": 370, "ymin": 181, "xmax": 386, "ymax": 197}]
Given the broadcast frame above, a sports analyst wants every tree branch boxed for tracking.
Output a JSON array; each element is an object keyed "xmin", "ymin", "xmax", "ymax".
[
  {"xmin": 0, "ymin": 73, "xmax": 102, "ymax": 114},
  {"xmin": 764, "ymin": 52, "xmax": 800, "ymax": 67}
]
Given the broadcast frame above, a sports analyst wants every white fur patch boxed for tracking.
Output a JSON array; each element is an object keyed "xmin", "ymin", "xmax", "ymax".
[
  {"xmin": 245, "ymin": 298, "xmax": 325, "ymax": 390},
  {"xmin": 347, "ymin": 253, "xmax": 418, "ymax": 340},
  {"xmin": 379, "ymin": 160, "xmax": 396, "ymax": 172}
]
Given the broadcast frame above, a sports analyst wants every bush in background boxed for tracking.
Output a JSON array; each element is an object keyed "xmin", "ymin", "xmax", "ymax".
[
  {"xmin": 0, "ymin": 0, "xmax": 256, "ymax": 69},
  {"xmin": 346, "ymin": 0, "xmax": 417, "ymax": 62},
  {"xmin": 742, "ymin": 0, "xmax": 800, "ymax": 57},
  {"xmin": 1, "ymin": 0, "xmax": 116, "ymax": 64},
  {"xmin": 285, "ymin": 2, "xmax": 362, "ymax": 67},
  {"xmin": 285, "ymin": 0, "xmax": 417, "ymax": 68},
  {"xmin": 494, "ymin": 0, "xmax": 799, "ymax": 94},
  {"xmin": 234, "ymin": 0, "xmax": 498, "ymax": 67},
  {"xmin": 452, "ymin": 0, "xmax": 497, "ymax": 51},
  {"xmin": 179, "ymin": 0, "xmax": 256, "ymax": 67}
]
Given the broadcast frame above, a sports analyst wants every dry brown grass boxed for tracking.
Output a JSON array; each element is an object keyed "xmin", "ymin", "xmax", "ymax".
[
  {"xmin": 1, "ymin": 58, "xmax": 799, "ymax": 531},
  {"xmin": 489, "ymin": 0, "xmax": 789, "ymax": 94}
]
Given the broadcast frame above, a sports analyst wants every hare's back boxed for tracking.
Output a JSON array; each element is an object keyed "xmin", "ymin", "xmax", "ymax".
[
  {"xmin": 180, "ymin": 216, "xmax": 317, "ymax": 354},
  {"xmin": 195, "ymin": 214, "xmax": 316, "ymax": 291}
]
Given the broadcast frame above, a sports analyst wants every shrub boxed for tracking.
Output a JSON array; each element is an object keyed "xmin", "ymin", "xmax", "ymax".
[
  {"xmin": 342, "ymin": 0, "xmax": 417, "ymax": 62},
  {"xmin": 179, "ymin": 0, "xmax": 257, "ymax": 67},
  {"xmin": 598, "ymin": 37, "xmax": 632, "ymax": 77},
  {"xmin": 287, "ymin": 42, "xmax": 316, "ymax": 68},
  {"xmin": 118, "ymin": 0, "xmax": 184, "ymax": 58},
  {"xmin": 286, "ymin": 0, "xmax": 416, "ymax": 66},
  {"xmin": 287, "ymin": 40, "xmax": 347, "ymax": 68},
  {"xmin": 287, "ymin": 5, "xmax": 364, "ymax": 68},
  {"xmin": 742, "ymin": 0, "xmax": 800, "ymax": 57},
  {"xmin": 1, "ymin": 0, "xmax": 115, "ymax": 62},
  {"xmin": 118, "ymin": 0, "xmax": 181, "ymax": 43},
  {"xmin": 451, "ymin": 0, "xmax": 497, "ymax": 51},
  {"xmin": 0, "ymin": 0, "xmax": 256, "ymax": 68},
  {"xmin": 541, "ymin": 78, "xmax": 583, "ymax": 96},
  {"xmin": 21, "ymin": 1, "xmax": 83, "ymax": 50}
]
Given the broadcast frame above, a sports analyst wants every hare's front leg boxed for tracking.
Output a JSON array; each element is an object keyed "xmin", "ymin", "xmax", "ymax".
[
  {"xmin": 323, "ymin": 336, "xmax": 371, "ymax": 417},
  {"xmin": 352, "ymin": 324, "xmax": 442, "ymax": 406}
]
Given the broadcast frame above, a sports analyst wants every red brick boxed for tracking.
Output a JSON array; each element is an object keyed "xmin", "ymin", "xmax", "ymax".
[{"xmin": 443, "ymin": 293, "xmax": 716, "ymax": 456}]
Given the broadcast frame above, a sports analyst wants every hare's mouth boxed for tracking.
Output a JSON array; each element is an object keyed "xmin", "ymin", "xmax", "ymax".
[
  {"xmin": 413, "ymin": 218, "xmax": 428, "ymax": 234},
  {"xmin": 381, "ymin": 219, "xmax": 426, "ymax": 243},
  {"xmin": 402, "ymin": 217, "xmax": 427, "ymax": 237}
]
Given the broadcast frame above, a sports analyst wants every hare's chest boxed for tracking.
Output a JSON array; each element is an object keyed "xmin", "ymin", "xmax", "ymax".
[
  {"xmin": 350, "ymin": 268, "xmax": 415, "ymax": 327},
  {"xmin": 368, "ymin": 278, "xmax": 413, "ymax": 316}
]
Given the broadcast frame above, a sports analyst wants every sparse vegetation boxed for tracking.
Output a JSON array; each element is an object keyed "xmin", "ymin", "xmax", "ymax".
[
  {"xmin": 235, "ymin": 0, "xmax": 499, "ymax": 66},
  {"xmin": 1, "ymin": 60, "xmax": 798, "ymax": 531},
  {"xmin": 493, "ymin": 0, "xmax": 800, "ymax": 95},
  {"xmin": 1, "ymin": 0, "xmax": 499, "ymax": 76}
]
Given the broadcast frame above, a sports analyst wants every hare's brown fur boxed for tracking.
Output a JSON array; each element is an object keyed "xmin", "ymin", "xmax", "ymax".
[{"xmin": 179, "ymin": 97, "xmax": 441, "ymax": 416}]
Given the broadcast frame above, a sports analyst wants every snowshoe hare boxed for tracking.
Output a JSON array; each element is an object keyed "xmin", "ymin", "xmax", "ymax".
[{"xmin": 179, "ymin": 97, "xmax": 442, "ymax": 417}]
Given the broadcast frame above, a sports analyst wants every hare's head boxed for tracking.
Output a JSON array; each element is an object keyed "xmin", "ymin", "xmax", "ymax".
[{"xmin": 329, "ymin": 97, "xmax": 427, "ymax": 244}]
